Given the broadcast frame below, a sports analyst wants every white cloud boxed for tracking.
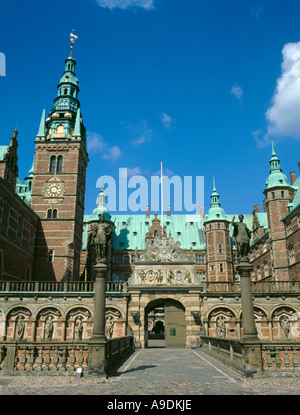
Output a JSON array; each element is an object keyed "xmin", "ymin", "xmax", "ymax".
[
  {"xmin": 87, "ymin": 131, "xmax": 122, "ymax": 162},
  {"xmin": 252, "ymin": 130, "xmax": 270, "ymax": 149},
  {"xmin": 95, "ymin": 0, "xmax": 154, "ymax": 10},
  {"xmin": 87, "ymin": 132, "xmax": 106, "ymax": 153},
  {"xmin": 251, "ymin": 4, "xmax": 264, "ymax": 19},
  {"xmin": 153, "ymin": 167, "xmax": 174, "ymax": 177},
  {"xmin": 230, "ymin": 84, "xmax": 243, "ymax": 101},
  {"xmin": 265, "ymin": 42, "xmax": 300, "ymax": 140},
  {"xmin": 102, "ymin": 145, "xmax": 122, "ymax": 162},
  {"xmin": 126, "ymin": 119, "xmax": 153, "ymax": 145},
  {"xmin": 160, "ymin": 112, "xmax": 175, "ymax": 130}
]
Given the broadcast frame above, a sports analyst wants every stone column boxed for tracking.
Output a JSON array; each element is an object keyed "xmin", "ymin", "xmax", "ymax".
[
  {"xmin": 88, "ymin": 261, "xmax": 108, "ymax": 377},
  {"xmin": 237, "ymin": 260, "xmax": 258, "ymax": 342},
  {"xmin": 237, "ymin": 260, "xmax": 262, "ymax": 376}
]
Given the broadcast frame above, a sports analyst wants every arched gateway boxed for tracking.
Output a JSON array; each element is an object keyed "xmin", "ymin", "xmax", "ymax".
[
  {"xmin": 145, "ymin": 298, "xmax": 186, "ymax": 348},
  {"xmin": 127, "ymin": 235, "xmax": 203, "ymax": 348}
]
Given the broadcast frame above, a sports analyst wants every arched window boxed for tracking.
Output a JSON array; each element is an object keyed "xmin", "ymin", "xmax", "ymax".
[
  {"xmin": 50, "ymin": 156, "xmax": 56, "ymax": 173},
  {"xmin": 52, "ymin": 209, "xmax": 57, "ymax": 219},
  {"xmin": 56, "ymin": 156, "xmax": 63, "ymax": 173},
  {"xmin": 56, "ymin": 125, "xmax": 64, "ymax": 134},
  {"xmin": 47, "ymin": 209, "xmax": 52, "ymax": 219}
]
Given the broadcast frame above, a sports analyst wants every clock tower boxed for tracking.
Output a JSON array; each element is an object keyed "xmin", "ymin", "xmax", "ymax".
[{"xmin": 31, "ymin": 39, "xmax": 88, "ymax": 281}]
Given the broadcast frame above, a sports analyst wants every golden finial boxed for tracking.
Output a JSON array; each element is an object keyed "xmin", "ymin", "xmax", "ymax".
[{"xmin": 70, "ymin": 29, "xmax": 78, "ymax": 58}]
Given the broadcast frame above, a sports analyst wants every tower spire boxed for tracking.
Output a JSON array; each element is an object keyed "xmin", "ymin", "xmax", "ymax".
[
  {"xmin": 69, "ymin": 30, "xmax": 78, "ymax": 58},
  {"xmin": 36, "ymin": 109, "xmax": 46, "ymax": 138}
]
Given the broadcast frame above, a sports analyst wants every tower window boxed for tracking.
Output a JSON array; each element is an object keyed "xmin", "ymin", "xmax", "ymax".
[
  {"xmin": 220, "ymin": 263, "xmax": 224, "ymax": 272},
  {"xmin": 219, "ymin": 244, "xmax": 222, "ymax": 253},
  {"xmin": 48, "ymin": 250, "xmax": 54, "ymax": 262},
  {"xmin": 217, "ymin": 223, "xmax": 220, "ymax": 229},
  {"xmin": 56, "ymin": 156, "xmax": 63, "ymax": 173},
  {"xmin": 47, "ymin": 209, "xmax": 58, "ymax": 219},
  {"xmin": 64, "ymin": 88, "xmax": 68, "ymax": 95},
  {"xmin": 272, "ymin": 192, "xmax": 275, "ymax": 200},
  {"xmin": 281, "ymin": 191, "xmax": 285, "ymax": 198},
  {"xmin": 50, "ymin": 156, "xmax": 56, "ymax": 173}
]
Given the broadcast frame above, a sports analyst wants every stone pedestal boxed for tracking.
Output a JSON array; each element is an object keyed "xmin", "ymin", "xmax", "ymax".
[
  {"xmin": 88, "ymin": 261, "xmax": 108, "ymax": 377},
  {"xmin": 237, "ymin": 259, "xmax": 262, "ymax": 377}
]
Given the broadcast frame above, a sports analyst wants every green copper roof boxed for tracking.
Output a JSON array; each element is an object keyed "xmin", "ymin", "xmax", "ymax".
[
  {"xmin": 73, "ymin": 108, "xmax": 81, "ymax": 137},
  {"xmin": 82, "ymin": 213, "xmax": 206, "ymax": 251},
  {"xmin": 265, "ymin": 143, "xmax": 289, "ymax": 189},
  {"xmin": 285, "ymin": 175, "xmax": 300, "ymax": 216},
  {"xmin": 39, "ymin": 55, "xmax": 87, "ymax": 148},
  {"xmin": 0, "ymin": 145, "xmax": 8, "ymax": 161},
  {"xmin": 82, "ymin": 211, "xmax": 269, "ymax": 251},
  {"xmin": 36, "ymin": 109, "xmax": 46, "ymax": 138},
  {"xmin": 203, "ymin": 178, "xmax": 227, "ymax": 222}
]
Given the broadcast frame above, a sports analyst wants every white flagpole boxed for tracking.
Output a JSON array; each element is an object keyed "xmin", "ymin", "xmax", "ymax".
[{"xmin": 161, "ymin": 160, "xmax": 163, "ymax": 233}]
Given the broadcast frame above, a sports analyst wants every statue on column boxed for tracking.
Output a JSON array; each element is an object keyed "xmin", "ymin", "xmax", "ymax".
[
  {"xmin": 90, "ymin": 215, "xmax": 112, "ymax": 263},
  {"xmin": 232, "ymin": 215, "xmax": 252, "ymax": 261}
]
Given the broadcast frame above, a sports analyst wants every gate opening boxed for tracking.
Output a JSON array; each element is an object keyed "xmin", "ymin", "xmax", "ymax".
[{"xmin": 145, "ymin": 299, "xmax": 186, "ymax": 348}]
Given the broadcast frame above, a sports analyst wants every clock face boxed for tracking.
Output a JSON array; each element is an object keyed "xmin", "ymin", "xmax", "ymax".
[{"xmin": 46, "ymin": 183, "xmax": 62, "ymax": 197}]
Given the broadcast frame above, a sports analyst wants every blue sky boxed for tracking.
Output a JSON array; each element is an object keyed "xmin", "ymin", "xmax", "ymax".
[{"xmin": 1, "ymin": 0, "xmax": 300, "ymax": 216}]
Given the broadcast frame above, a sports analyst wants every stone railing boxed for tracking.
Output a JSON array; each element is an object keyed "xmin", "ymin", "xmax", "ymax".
[
  {"xmin": 199, "ymin": 336, "xmax": 244, "ymax": 373},
  {"xmin": 262, "ymin": 343, "xmax": 300, "ymax": 374},
  {"xmin": 199, "ymin": 280, "xmax": 300, "ymax": 294},
  {"xmin": 106, "ymin": 336, "xmax": 134, "ymax": 372},
  {"xmin": 0, "ymin": 280, "xmax": 298, "ymax": 295},
  {"xmin": 200, "ymin": 336, "xmax": 300, "ymax": 377},
  {"xmin": 0, "ymin": 281, "xmax": 127, "ymax": 294},
  {"xmin": 0, "ymin": 336, "xmax": 133, "ymax": 376}
]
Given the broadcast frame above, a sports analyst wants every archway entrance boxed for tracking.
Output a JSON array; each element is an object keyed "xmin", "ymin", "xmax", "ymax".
[{"xmin": 145, "ymin": 299, "xmax": 186, "ymax": 348}]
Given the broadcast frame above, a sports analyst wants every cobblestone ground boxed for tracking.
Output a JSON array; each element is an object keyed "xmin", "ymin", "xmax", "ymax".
[{"xmin": 0, "ymin": 349, "xmax": 299, "ymax": 396}]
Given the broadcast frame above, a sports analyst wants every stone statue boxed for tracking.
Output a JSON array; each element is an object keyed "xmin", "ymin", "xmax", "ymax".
[
  {"xmin": 90, "ymin": 215, "xmax": 112, "ymax": 262},
  {"xmin": 105, "ymin": 315, "xmax": 114, "ymax": 339},
  {"xmin": 74, "ymin": 316, "xmax": 83, "ymax": 340},
  {"xmin": 45, "ymin": 316, "xmax": 54, "ymax": 340},
  {"xmin": 232, "ymin": 215, "xmax": 252, "ymax": 261},
  {"xmin": 16, "ymin": 315, "xmax": 25, "ymax": 340},
  {"xmin": 280, "ymin": 316, "xmax": 290, "ymax": 339},
  {"xmin": 216, "ymin": 316, "xmax": 226, "ymax": 338}
]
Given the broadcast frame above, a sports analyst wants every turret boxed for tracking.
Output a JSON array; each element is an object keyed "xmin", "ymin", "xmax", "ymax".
[
  {"xmin": 203, "ymin": 179, "xmax": 234, "ymax": 282},
  {"xmin": 263, "ymin": 143, "xmax": 295, "ymax": 281}
]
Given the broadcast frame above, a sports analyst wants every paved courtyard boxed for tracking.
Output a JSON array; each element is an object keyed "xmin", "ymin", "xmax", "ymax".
[{"xmin": 0, "ymin": 349, "xmax": 299, "ymax": 396}]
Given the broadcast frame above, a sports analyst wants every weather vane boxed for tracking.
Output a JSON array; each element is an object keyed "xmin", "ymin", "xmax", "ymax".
[{"xmin": 70, "ymin": 29, "xmax": 78, "ymax": 57}]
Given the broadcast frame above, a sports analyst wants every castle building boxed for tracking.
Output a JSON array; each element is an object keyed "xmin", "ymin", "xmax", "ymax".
[{"xmin": 0, "ymin": 45, "xmax": 299, "ymax": 349}]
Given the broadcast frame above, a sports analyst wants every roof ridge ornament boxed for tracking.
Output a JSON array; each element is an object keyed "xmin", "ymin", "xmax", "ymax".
[{"xmin": 69, "ymin": 29, "xmax": 78, "ymax": 58}]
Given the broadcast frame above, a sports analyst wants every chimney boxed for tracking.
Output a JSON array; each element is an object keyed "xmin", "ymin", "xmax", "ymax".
[
  {"xmin": 200, "ymin": 205, "xmax": 204, "ymax": 218},
  {"xmin": 290, "ymin": 172, "xmax": 296, "ymax": 185},
  {"xmin": 253, "ymin": 204, "xmax": 260, "ymax": 213},
  {"xmin": 167, "ymin": 206, "xmax": 171, "ymax": 217},
  {"xmin": 146, "ymin": 206, "xmax": 150, "ymax": 217}
]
